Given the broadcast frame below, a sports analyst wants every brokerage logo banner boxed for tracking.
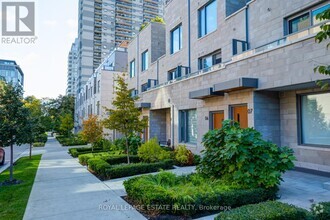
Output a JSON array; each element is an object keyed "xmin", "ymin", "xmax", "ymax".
[{"xmin": 1, "ymin": 1, "xmax": 37, "ymax": 44}]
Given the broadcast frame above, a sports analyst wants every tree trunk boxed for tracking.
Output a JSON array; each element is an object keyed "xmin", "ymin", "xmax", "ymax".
[
  {"xmin": 9, "ymin": 143, "xmax": 14, "ymax": 181},
  {"xmin": 29, "ymin": 143, "xmax": 32, "ymax": 159},
  {"xmin": 126, "ymin": 137, "xmax": 130, "ymax": 164}
]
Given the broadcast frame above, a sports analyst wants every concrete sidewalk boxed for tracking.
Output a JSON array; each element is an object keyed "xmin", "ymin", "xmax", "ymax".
[{"xmin": 23, "ymin": 137, "xmax": 145, "ymax": 220}]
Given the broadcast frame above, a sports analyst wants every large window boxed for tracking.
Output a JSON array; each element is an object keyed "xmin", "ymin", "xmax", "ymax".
[
  {"xmin": 171, "ymin": 24, "xmax": 182, "ymax": 54},
  {"xmin": 130, "ymin": 60, "xmax": 135, "ymax": 78},
  {"xmin": 179, "ymin": 109, "xmax": 197, "ymax": 144},
  {"xmin": 198, "ymin": 50, "xmax": 222, "ymax": 70},
  {"xmin": 198, "ymin": 0, "xmax": 217, "ymax": 38},
  {"xmin": 288, "ymin": 13, "xmax": 310, "ymax": 34},
  {"xmin": 226, "ymin": 0, "xmax": 251, "ymax": 17},
  {"xmin": 141, "ymin": 83, "xmax": 148, "ymax": 92},
  {"xmin": 141, "ymin": 50, "xmax": 148, "ymax": 71},
  {"xmin": 300, "ymin": 93, "xmax": 330, "ymax": 146},
  {"xmin": 288, "ymin": 3, "xmax": 330, "ymax": 34}
]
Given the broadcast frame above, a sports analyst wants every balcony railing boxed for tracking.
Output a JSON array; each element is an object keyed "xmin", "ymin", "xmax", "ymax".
[{"xmin": 145, "ymin": 23, "xmax": 323, "ymax": 93}]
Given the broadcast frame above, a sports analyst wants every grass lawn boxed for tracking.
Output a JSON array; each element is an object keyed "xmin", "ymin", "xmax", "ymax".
[{"xmin": 0, "ymin": 155, "xmax": 42, "ymax": 219}]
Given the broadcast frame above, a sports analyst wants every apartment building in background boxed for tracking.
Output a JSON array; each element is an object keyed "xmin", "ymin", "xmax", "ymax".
[
  {"xmin": 75, "ymin": 46, "xmax": 128, "ymax": 135},
  {"xmin": 75, "ymin": 0, "xmax": 164, "ymax": 98},
  {"xmin": 66, "ymin": 38, "xmax": 79, "ymax": 96},
  {"xmin": 0, "ymin": 59, "xmax": 24, "ymax": 87},
  {"xmin": 127, "ymin": 0, "xmax": 330, "ymax": 173}
]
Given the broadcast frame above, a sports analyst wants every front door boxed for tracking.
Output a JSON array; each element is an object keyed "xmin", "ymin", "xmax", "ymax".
[
  {"xmin": 211, "ymin": 112, "xmax": 224, "ymax": 129},
  {"xmin": 232, "ymin": 105, "xmax": 248, "ymax": 128}
]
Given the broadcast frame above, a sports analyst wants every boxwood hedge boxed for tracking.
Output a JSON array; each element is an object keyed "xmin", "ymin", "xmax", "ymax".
[{"xmin": 215, "ymin": 201, "xmax": 310, "ymax": 220}]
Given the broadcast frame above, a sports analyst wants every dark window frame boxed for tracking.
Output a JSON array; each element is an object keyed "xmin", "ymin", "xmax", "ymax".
[
  {"xmin": 130, "ymin": 59, "xmax": 135, "ymax": 78},
  {"xmin": 198, "ymin": 0, "xmax": 217, "ymax": 38},
  {"xmin": 141, "ymin": 50, "xmax": 148, "ymax": 72},
  {"xmin": 297, "ymin": 92, "xmax": 330, "ymax": 148},
  {"xmin": 170, "ymin": 23, "xmax": 183, "ymax": 54},
  {"xmin": 179, "ymin": 109, "xmax": 197, "ymax": 144},
  {"xmin": 198, "ymin": 49, "xmax": 222, "ymax": 70}
]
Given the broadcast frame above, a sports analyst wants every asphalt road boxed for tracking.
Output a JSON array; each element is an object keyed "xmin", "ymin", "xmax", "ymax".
[{"xmin": 1, "ymin": 144, "xmax": 29, "ymax": 167}]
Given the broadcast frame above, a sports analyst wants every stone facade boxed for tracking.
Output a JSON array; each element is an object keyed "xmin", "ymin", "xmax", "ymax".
[{"xmin": 126, "ymin": 0, "xmax": 330, "ymax": 172}]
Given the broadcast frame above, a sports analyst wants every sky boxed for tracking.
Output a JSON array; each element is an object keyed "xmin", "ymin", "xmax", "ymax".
[{"xmin": 0, "ymin": 0, "xmax": 78, "ymax": 98}]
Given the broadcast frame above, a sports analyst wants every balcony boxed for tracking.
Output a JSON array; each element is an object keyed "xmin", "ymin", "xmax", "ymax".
[{"xmin": 146, "ymin": 23, "xmax": 323, "ymax": 92}]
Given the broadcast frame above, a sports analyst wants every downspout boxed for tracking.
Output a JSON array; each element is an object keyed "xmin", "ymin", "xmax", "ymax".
[
  {"xmin": 188, "ymin": 0, "xmax": 191, "ymax": 73},
  {"xmin": 171, "ymin": 104, "xmax": 175, "ymax": 148},
  {"xmin": 245, "ymin": 4, "xmax": 250, "ymax": 50},
  {"xmin": 136, "ymin": 35, "xmax": 140, "ymax": 92}
]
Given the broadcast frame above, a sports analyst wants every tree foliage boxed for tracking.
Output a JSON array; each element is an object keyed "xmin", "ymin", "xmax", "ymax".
[
  {"xmin": 0, "ymin": 83, "xmax": 28, "ymax": 181},
  {"xmin": 314, "ymin": 8, "xmax": 330, "ymax": 90},
  {"xmin": 140, "ymin": 16, "xmax": 165, "ymax": 31},
  {"xmin": 59, "ymin": 113, "xmax": 74, "ymax": 136},
  {"xmin": 197, "ymin": 120, "xmax": 296, "ymax": 188},
  {"xmin": 81, "ymin": 115, "xmax": 103, "ymax": 151},
  {"xmin": 103, "ymin": 75, "xmax": 148, "ymax": 163}
]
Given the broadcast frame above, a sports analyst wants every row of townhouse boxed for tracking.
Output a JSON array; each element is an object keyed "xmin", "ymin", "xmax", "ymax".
[
  {"xmin": 74, "ymin": 46, "xmax": 127, "ymax": 140},
  {"xmin": 126, "ymin": 0, "xmax": 330, "ymax": 173}
]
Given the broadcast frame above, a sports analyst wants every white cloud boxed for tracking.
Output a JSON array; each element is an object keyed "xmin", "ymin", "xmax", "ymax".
[{"xmin": 43, "ymin": 20, "xmax": 58, "ymax": 26}]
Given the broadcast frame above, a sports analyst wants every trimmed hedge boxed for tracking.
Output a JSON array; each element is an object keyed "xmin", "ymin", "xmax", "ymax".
[
  {"xmin": 88, "ymin": 158, "xmax": 174, "ymax": 180},
  {"xmin": 57, "ymin": 136, "xmax": 87, "ymax": 146},
  {"xmin": 79, "ymin": 153, "xmax": 137, "ymax": 166},
  {"xmin": 106, "ymin": 159, "xmax": 174, "ymax": 179},
  {"xmin": 124, "ymin": 172, "xmax": 277, "ymax": 216},
  {"xmin": 215, "ymin": 201, "xmax": 310, "ymax": 220},
  {"xmin": 33, "ymin": 142, "xmax": 45, "ymax": 147},
  {"xmin": 68, "ymin": 147, "xmax": 106, "ymax": 158},
  {"xmin": 103, "ymin": 155, "xmax": 140, "ymax": 165}
]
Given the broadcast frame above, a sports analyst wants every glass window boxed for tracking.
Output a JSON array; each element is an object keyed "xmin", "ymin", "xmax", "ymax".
[
  {"xmin": 199, "ymin": 0, "xmax": 217, "ymax": 38},
  {"xmin": 300, "ymin": 93, "xmax": 330, "ymax": 146},
  {"xmin": 167, "ymin": 68, "xmax": 181, "ymax": 81},
  {"xmin": 171, "ymin": 24, "xmax": 182, "ymax": 54},
  {"xmin": 226, "ymin": 0, "xmax": 251, "ymax": 17},
  {"xmin": 179, "ymin": 109, "xmax": 197, "ymax": 144},
  {"xmin": 141, "ymin": 50, "xmax": 148, "ymax": 71},
  {"xmin": 199, "ymin": 50, "xmax": 222, "ymax": 70},
  {"xmin": 312, "ymin": 4, "xmax": 330, "ymax": 25},
  {"xmin": 289, "ymin": 13, "xmax": 310, "ymax": 34},
  {"xmin": 130, "ymin": 60, "xmax": 135, "ymax": 78},
  {"xmin": 141, "ymin": 83, "xmax": 148, "ymax": 92}
]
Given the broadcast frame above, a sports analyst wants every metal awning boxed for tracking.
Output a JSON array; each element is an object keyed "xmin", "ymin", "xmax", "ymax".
[
  {"xmin": 136, "ymin": 102, "xmax": 151, "ymax": 109},
  {"xmin": 213, "ymin": 77, "xmax": 258, "ymax": 92},
  {"xmin": 189, "ymin": 88, "xmax": 224, "ymax": 100}
]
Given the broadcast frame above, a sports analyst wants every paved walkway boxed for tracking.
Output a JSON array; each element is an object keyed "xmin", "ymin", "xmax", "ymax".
[
  {"xmin": 23, "ymin": 137, "xmax": 330, "ymax": 220},
  {"xmin": 23, "ymin": 138, "xmax": 145, "ymax": 220}
]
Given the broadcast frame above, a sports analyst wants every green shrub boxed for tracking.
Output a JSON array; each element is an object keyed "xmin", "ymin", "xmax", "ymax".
[
  {"xmin": 87, "ymin": 158, "xmax": 111, "ymax": 179},
  {"xmin": 88, "ymin": 159, "xmax": 174, "ymax": 180},
  {"xmin": 35, "ymin": 133, "xmax": 48, "ymax": 143},
  {"xmin": 138, "ymin": 138, "xmax": 172, "ymax": 163},
  {"xmin": 311, "ymin": 202, "xmax": 330, "ymax": 220},
  {"xmin": 174, "ymin": 145, "xmax": 195, "ymax": 166},
  {"xmin": 68, "ymin": 147, "xmax": 108, "ymax": 158},
  {"xmin": 105, "ymin": 159, "xmax": 174, "ymax": 179},
  {"xmin": 197, "ymin": 120, "xmax": 296, "ymax": 188},
  {"xmin": 57, "ymin": 135, "xmax": 88, "ymax": 146},
  {"xmin": 103, "ymin": 155, "xmax": 140, "ymax": 165},
  {"xmin": 33, "ymin": 142, "xmax": 45, "ymax": 147},
  {"xmin": 124, "ymin": 172, "xmax": 277, "ymax": 216},
  {"xmin": 78, "ymin": 151, "xmax": 124, "ymax": 165},
  {"xmin": 215, "ymin": 201, "xmax": 310, "ymax": 220},
  {"xmin": 113, "ymin": 135, "xmax": 142, "ymax": 155}
]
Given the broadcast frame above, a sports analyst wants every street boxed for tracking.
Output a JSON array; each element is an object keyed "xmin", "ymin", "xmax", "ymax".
[{"xmin": 1, "ymin": 144, "xmax": 29, "ymax": 168}]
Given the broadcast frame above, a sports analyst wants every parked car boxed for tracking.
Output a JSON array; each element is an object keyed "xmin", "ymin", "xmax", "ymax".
[{"xmin": 0, "ymin": 147, "xmax": 5, "ymax": 165}]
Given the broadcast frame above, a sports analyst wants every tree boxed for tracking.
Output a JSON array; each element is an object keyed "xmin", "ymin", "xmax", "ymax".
[
  {"xmin": 103, "ymin": 75, "xmax": 148, "ymax": 164},
  {"xmin": 59, "ymin": 113, "xmax": 74, "ymax": 137},
  {"xmin": 0, "ymin": 83, "xmax": 28, "ymax": 182},
  {"xmin": 81, "ymin": 115, "xmax": 103, "ymax": 152},
  {"xmin": 22, "ymin": 96, "xmax": 46, "ymax": 158},
  {"xmin": 314, "ymin": 8, "xmax": 330, "ymax": 90}
]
